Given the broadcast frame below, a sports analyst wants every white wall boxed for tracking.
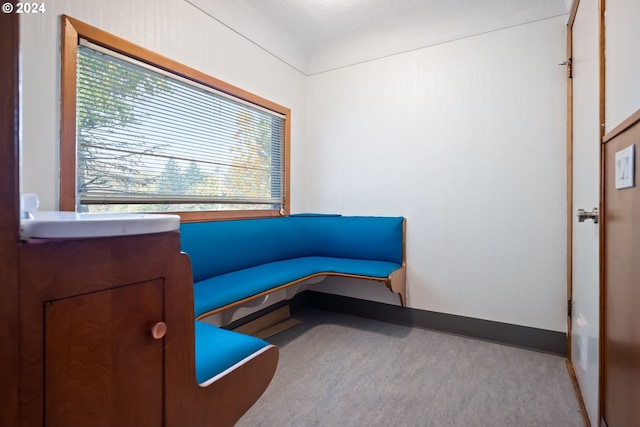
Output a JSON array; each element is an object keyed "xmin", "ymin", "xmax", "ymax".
[
  {"xmin": 20, "ymin": 0, "xmax": 308, "ymax": 212},
  {"xmin": 184, "ymin": 0, "xmax": 309, "ymax": 74},
  {"xmin": 605, "ymin": 0, "xmax": 640, "ymax": 131},
  {"xmin": 307, "ymin": 15, "xmax": 568, "ymax": 332}
]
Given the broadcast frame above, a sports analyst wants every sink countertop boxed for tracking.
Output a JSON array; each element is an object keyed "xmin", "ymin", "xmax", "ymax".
[{"xmin": 20, "ymin": 211, "xmax": 181, "ymax": 239}]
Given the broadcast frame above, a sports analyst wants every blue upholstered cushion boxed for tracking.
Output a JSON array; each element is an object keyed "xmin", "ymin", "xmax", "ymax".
[
  {"xmin": 193, "ymin": 256, "xmax": 400, "ymax": 317},
  {"xmin": 194, "ymin": 321, "xmax": 270, "ymax": 384},
  {"xmin": 180, "ymin": 215, "xmax": 404, "ymax": 282},
  {"xmin": 180, "ymin": 217, "xmax": 314, "ymax": 282},
  {"xmin": 304, "ymin": 216, "xmax": 404, "ymax": 264}
]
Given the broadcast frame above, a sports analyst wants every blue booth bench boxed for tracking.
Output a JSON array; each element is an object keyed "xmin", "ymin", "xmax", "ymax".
[{"xmin": 181, "ymin": 215, "xmax": 406, "ymax": 405}]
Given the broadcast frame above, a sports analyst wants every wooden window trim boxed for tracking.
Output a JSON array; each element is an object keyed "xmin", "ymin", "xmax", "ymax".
[{"xmin": 60, "ymin": 15, "xmax": 291, "ymax": 222}]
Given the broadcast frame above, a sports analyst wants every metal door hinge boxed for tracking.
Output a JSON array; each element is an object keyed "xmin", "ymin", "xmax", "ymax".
[{"xmin": 568, "ymin": 299, "xmax": 572, "ymax": 318}]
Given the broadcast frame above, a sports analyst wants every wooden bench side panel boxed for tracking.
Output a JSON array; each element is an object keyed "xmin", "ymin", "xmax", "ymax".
[{"xmin": 165, "ymin": 253, "xmax": 279, "ymax": 427}]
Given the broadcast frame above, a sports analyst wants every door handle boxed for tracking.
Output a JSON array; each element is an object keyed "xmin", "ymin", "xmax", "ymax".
[{"xmin": 577, "ymin": 208, "xmax": 599, "ymax": 224}]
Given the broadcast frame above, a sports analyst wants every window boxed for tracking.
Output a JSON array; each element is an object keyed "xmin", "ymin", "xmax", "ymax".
[{"xmin": 61, "ymin": 16, "xmax": 290, "ymax": 221}]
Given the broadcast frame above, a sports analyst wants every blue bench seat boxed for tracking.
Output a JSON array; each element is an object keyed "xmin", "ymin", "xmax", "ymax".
[
  {"xmin": 194, "ymin": 320, "xmax": 274, "ymax": 386},
  {"xmin": 182, "ymin": 214, "xmax": 406, "ymax": 391},
  {"xmin": 193, "ymin": 256, "xmax": 401, "ymax": 317},
  {"xmin": 181, "ymin": 215, "xmax": 407, "ymax": 319}
]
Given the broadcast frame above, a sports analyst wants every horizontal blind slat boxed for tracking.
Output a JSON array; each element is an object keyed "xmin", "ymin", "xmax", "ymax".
[{"xmin": 76, "ymin": 43, "xmax": 285, "ymax": 210}]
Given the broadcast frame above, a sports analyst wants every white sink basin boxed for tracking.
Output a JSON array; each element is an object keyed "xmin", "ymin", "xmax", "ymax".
[{"xmin": 20, "ymin": 211, "xmax": 181, "ymax": 239}]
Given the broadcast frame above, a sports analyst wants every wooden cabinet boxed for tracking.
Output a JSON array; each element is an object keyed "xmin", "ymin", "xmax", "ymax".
[
  {"xmin": 44, "ymin": 280, "xmax": 164, "ymax": 427},
  {"xmin": 17, "ymin": 229, "xmax": 279, "ymax": 427},
  {"xmin": 18, "ymin": 232, "xmax": 179, "ymax": 427}
]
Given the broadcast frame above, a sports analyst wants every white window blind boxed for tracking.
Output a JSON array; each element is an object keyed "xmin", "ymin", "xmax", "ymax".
[{"xmin": 75, "ymin": 41, "xmax": 285, "ymax": 213}]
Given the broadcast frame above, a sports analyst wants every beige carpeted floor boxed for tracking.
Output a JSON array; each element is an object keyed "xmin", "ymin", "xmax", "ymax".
[{"xmin": 236, "ymin": 308, "xmax": 583, "ymax": 427}]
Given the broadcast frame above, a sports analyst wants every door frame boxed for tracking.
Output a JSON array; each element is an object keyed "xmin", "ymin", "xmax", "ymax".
[
  {"xmin": 566, "ymin": 0, "xmax": 578, "ymax": 362},
  {"xmin": 596, "ymin": 2, "xmax": 606, "ymax": 427}
]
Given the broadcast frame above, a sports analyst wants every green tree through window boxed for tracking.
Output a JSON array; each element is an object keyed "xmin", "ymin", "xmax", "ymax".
[{"xmin": 76, "ymin": 47, "xmax": 170, "ymax": 205}]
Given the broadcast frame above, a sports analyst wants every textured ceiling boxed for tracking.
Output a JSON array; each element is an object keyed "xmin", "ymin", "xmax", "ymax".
[{"xmin": 189, "ymin": 0, "xmax": 571, "ymax": 75}]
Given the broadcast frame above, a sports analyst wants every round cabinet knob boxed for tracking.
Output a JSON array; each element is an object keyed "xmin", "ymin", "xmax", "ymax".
[{"xmin": 150, "ymin": 322, "xmax": 167, "ymax": 339}]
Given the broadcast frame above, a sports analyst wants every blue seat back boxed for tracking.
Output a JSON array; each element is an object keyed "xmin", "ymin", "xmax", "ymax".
[
  {"xmin": 180, "ymin": 215, "xmax": 404, "ymax": 282},
  {"xmin": 300, "ymin": 216, "xmax": 404, "ymax": 264}
]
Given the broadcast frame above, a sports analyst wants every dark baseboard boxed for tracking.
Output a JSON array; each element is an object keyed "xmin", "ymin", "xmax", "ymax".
[
  {"xmin": 225, "ymin": 290, "xmax": 567, "ymax": 356},
  {"xmin": 302, "ymin": 291, "xmax": 567, "ymax": 356}
]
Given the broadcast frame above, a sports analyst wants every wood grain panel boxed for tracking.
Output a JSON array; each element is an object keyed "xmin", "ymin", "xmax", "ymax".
[
  {"xmin": 602, "ymin": 111, "xmax": 640, "ymax": 427},
  {"xmin": 566, "ymin": 0, "xmax": 578, "ymax": 362},
  {"xmin": 19, "ymin": 233, "xmax": 178, "ymax": 426},
  {"xmin": 19, "ymin": 227, "xmax": 278, "ymax": 426},
  {"xmin": 60, "ymin": 15, "xmax": 79, "ymax": 211},
  {"xmin": 0, "ymin": 7, "xmax": 19, "ymax": 427},
  {"xmin": 45, "ymin": 281, "xmax": 164, "ymax": 427},
  {"xmin": 164, "ymin": 253, "xmax": 279, "ymax": 427}
]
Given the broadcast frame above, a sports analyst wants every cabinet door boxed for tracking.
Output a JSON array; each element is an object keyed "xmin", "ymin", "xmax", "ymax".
[{"xmin": 45, "ymin": 279, "xmax": 164, "ymax": 427}]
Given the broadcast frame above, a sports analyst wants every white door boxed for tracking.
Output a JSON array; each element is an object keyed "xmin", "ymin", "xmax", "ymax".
[{"xmin": 570, "ymin": 0, "xmax": 600, "ymax": 425}]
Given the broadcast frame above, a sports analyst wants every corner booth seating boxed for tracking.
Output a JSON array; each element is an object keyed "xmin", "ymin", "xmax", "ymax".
[{"xmin": 181, "ymin": 214, "xmax": 406, "ymax": 421}]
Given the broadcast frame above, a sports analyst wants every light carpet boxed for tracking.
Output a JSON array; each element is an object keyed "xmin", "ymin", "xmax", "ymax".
[{"xmin": 237, "ymin": 308, "xmax": 583, "ymax": 427}]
